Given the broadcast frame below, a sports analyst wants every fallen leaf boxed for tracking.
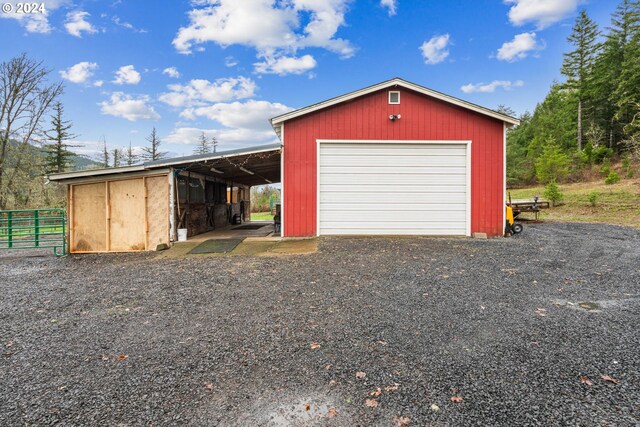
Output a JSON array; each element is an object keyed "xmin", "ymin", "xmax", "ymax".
[
  {"xmin": 115, "ymin": 354, "xmax": 128, "ymax": 361},
  {"xmin": 384, "ymin": 383, "xmax": 400, "ymax": 392},
  {"xmin": 325, "ymin": 364, "xmax": 332, "ymax": 370},
  {"xmin": 204, "ymin": 383, "xmax": 213, "ymax": 391},
  {"xmin": 580, "ymin": 375, "xmax": 593, "ymax": 386},
  {"xmin": 377, "ymin": 340, "xmax": 387, "ymax": 345},
  {"xmin": 355, "ymin": 371, "xmax": 366, "ymax": 379},
  {"xmin": 327, "ymin": 407, "xmax": 338, "ymax": 418},
  {"xmin": 369, "ymin": 388, "xmax": 382, "ymax": 397},
  {"xmin": 450, "ymin": 396, "xmax": 463, "ymax": 403},
  {"xmin": 430, "ymin": 404, "xmax": 440, "ymax": 412},
  {"xmin": 304, "ymin": 403, "xmax": 311, "ymax": 411},
  {"xmin": 392, "ymin": 415, "xmax": 411, "ymax": 426},
  {"xmin": 535, "ymin": 308, "xmax": 547, "ymax": 317},
  {"xmin": 329, "ymin": 379, "xmax": 337, "ymax": 386},
  {"xmin": 600, "ymin": 374, "xmax": 619, "ymax": 384},
  {"xmin": 365, "ymin": 399, "xmax": 378, "ymax": 408},
  {"xmin": 310, "ymin": 342, "xmax": 321, "ymax": 349}
]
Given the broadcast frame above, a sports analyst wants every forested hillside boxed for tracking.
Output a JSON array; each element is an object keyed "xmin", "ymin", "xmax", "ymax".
[{"xmin": 507, "ymin": 0, "xmax": 640, "ymax": 188}]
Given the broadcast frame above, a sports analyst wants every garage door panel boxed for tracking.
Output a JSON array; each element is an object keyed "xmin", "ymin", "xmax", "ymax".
[
  {"xmin": 320, "ymin": 192, "xmax": 466, "ymax": 204},
  {"xmin": 321, "ymin": 145, "xmax": 466, "ymax": 156},
  {"xmin": 321, "ymin": 210, "xmax": 466, "ymax": 222},
  {"xmin": 320, "ymin": 186, "xmax": 467, "ymax": 195},
  {"xmin": 320, "ymin": 203, "xmax": 465, "ymax": 211},
  {"xmin": 320, "ymin": 165, "xmax": 467, "ymax": 175},
  {"xmin": 320, "ymin": 173, "xmax": 466, "ymax": 186},
  {"xmin": 319, "ymin": 142, "xmax": 468, "ymax": 236},
  {"xmin": 323, "ymin": 155, "xmax": 466, "ymax": 167}
]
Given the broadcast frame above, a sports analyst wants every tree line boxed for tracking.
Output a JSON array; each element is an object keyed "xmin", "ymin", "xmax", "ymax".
[{"xmin": 508, "ymin": 0, "xmax": 640, "ymax": 191}]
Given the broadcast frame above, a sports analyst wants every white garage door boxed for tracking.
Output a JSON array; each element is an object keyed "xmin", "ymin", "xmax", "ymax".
[{"xmin": 318, "ymin": 141, "xmax": 469, "ymax": 236}]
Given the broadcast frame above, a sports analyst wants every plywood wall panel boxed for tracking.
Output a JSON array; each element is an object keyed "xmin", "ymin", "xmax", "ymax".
[
  {"xmin": 109, "ymin": 178, "xmax": 146, "ymax": 251},
  {"xmin": 71, "ymin": 182, "xmax": 106, "ymax": 252},
  {"xmin": 145, "ymin": 176, "xmax": 169, "ymax": 249}
]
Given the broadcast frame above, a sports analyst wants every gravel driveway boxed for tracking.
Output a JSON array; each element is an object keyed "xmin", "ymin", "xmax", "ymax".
[{"xmin": 1, "ymin": 223, "xmax": 639, "ymax": 426}]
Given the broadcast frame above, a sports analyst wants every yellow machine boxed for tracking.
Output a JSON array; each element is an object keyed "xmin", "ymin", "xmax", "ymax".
[{"xmin": 505, "ymin": 203, "xmax": 523, "ymax": 236}]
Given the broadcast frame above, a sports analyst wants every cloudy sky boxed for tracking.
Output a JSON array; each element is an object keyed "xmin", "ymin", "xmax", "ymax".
[{"xmin": 2, "ymin": 0, "xmax": 617, "ymax": 158}]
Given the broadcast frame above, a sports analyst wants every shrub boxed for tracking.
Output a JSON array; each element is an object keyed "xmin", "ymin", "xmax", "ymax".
[
  {"xmin": 535, "ymin": 138, "xmax": 570, "ymax": 184},
  {"xmin": 604, "ymin": 171, "xmax": 620, "ymax": 185},
  {"xmin": 592, "ymin": 146, "xmax": 614, "ymax": 163},
  {"xmin": 627, "ymin": 168, "xmax": 635, "ymax": 178},
  {"xmin": 588, "ymin": 191, "xmax": 598, "ymax": 207},
  {"xmin": 544, "ymin": 180, "xmax": 563, "ymax": 206},
  {"xmin": 599, "ymin": 164, "xmax": 611, "ymax": 177}
]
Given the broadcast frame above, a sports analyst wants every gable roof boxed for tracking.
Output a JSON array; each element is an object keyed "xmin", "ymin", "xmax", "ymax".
[{"xmin": 270, "ymin": 77, "xmax": 520, "ymax": 138}]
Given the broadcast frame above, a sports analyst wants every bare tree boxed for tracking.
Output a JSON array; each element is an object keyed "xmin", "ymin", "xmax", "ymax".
[
  {"xmin": 141, "ymin": 127, "xmax": 167, "ymax": 161},
  {"xmin": 112, "ymin": 147, "xmax": 124, "ymax": 167},
  {"xmin": 100, "ymin": 138, "xmax": 110, "ymax": 168},
  {"xmin": 0, "ymin": 53, "xmax": 63, "ymax": 209}
]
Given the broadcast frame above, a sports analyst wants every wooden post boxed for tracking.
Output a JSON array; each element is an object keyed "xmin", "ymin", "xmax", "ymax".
[
  {"xmin": 68, "ymin": 184, "xmax": 74, "ymax": 253},
  {"xmin": 105, "ymin": 181, "xmax": 111, "ymax": 252},
  {"xmin": 143, "ymin": 177, "xmax": 149, "ymax": 251}
]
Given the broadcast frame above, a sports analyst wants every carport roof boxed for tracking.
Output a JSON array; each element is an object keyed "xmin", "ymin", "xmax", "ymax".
[{"xmin": 48, "ymin": 143, "xmax": 281, "ymax": 186}]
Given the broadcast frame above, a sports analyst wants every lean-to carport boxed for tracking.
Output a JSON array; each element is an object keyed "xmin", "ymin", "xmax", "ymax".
[{"xmin": 48, "ymin": 144, "xmax": 281, "ymax": 253}]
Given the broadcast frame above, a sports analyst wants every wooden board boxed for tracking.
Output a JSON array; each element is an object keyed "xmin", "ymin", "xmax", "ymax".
[
  {"xmin": 71, "ymin": 182, "xmax": 106, "ymax": 252},
  {"xmin": 145, "ymin": 176, "xmax": 169, "ymax": 249},
  {"xmin": 109, "ymin": 178, "xmax": 146, "ymax": 251}
]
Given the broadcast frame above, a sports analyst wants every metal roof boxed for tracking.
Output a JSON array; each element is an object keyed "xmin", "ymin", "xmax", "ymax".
[
  {"xmin": 270, "ymin": 77, "xmax": 520, "ymax": 138},
  {"xmin": 48, "ymin": 143, "xmax": 282, "ymax": 185}
]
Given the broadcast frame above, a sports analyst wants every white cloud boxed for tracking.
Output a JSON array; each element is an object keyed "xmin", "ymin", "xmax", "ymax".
[
  {"xmin": 64, "ymin": 11, "xmax": 97, "ymax": 37},
  {"xmin": 254, "ymin": 54, "xmax": 317, "ymax": 75},
  {"xmin": 505, "ymin": 0, "xmax": 580, "ymax": 29},
  {"xmin": 461, "ymin": 80, "xmax": 524, "ymax": 94},
  {"xmin": 380, "ymin": 0, "xmax": 397, "ymax": 16},
  {"xmin": 497, "ymin": 32, "xmax": 544, "ymax": 62},
  {"xmin": 225, "ymin": 56, "xmax": 239, "ymax": 67},
  {"xmin": 0, "ymin": 0, "xmax": 68, "ymax": 33},
  {"xmin": 99, "ymin": 92, "xmax": 160, "ymax": 121},
  {"xmin": 172, "ymin": 0, "xmax": 354, "ymax": 74},
  {"xmin": 94, "ymin": 80, "xmax": 104, "ymax": 87},
  {"xmin": 113, "ymin": 65, "xmax": 141, "ymax": 85},
  {"xmin": 159, "ymin": 77, "xmax": 256, "ymax": 107},
  {"xmin": 59, "ymin": 61, "xmax": 98, "ymax": 84},
  {"xmin": 164, "ymin": 127, "xmax": 278, "ymax": 149},
  {"xmin": 180, "ymin": 100, "xmax": 292, "ymax": 131},
  {"xmin": 163, "ymin": 67, "xmax": 181, "ymax": 78},
  {"xmin": 112, "ymin": 16, "xmax": 147, "ymax": 33},
  {"xmin": 420, "ymin": 34, "xmax": 451, "ymax": 65}
]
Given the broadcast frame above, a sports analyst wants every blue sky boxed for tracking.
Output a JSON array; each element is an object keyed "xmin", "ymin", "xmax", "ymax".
[{"xmin": 2, "ymin": 0, "xmax": 618, "ymax": 159}]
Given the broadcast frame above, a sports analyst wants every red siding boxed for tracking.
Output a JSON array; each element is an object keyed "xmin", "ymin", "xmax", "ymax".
[{"xmin": 282, "ymin": 88, "xmax": 505, "ymax": 237}]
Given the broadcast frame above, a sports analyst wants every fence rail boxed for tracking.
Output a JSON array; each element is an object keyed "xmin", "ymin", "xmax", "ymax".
[{"xmin": 0, "ymin": 209, "xmax": 67, "ymax": 256}]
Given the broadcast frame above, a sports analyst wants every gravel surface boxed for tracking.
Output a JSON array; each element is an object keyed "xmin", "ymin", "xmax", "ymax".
[{"xmin": 1, "ymin": 222, "xmax": 639, "ymax": 426}]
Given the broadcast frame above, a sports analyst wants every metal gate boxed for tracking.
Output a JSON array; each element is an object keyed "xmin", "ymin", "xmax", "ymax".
[{"xmin": 0, "ymin": 209, "xmax": 67, "ymax": 256}]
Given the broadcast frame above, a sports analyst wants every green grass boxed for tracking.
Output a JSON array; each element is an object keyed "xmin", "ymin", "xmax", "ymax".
[
  {"xmin": 251, "ymin": 211, "xmax": 275, "ymax": 221},
  {"xmin": 509, "ymin": 178, "xmax": 640, "ymax": 228},
  {"xmin": 0, "ymin": 225, "xmax": 63, "ymax": 239}
]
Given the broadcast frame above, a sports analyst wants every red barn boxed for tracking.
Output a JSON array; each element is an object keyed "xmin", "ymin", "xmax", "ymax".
[{"xmin": 271, "ymin": 78, "xmax": 519, "ymax": 238}]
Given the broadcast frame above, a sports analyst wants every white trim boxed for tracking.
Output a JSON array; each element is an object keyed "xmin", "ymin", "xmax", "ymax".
[
  {"xmin": 466, "ymin": 140, "xmax": 472, "ymax": 237},
  {"xmin": 503, "ymin": 122, "xmax": 507, "ymax": 236},
  {"xmin": 271, "ymin": 78, "xmax": 520, "ymax": 127},
  {"xmin": 168, "ymin": 170, "xmax": 176, "ymax": 242},
  {"xmin": 51, "ymin": 168, "xmax": 171, "ymax": 185},
  {"xmin": 280, "ymin": 122, "xmax": 285, "ymax": 238},
  {"xmin": 316, "ymin": 139, "xmax": 472, "ymax": 237},
  {"xmin": 388, "ymin": 90, "xmax": 400, "ymax": 104}
]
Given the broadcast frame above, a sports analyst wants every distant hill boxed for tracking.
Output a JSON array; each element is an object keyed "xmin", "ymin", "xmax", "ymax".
[{"xmin": 6, "ymin": 139, "xmax": 101, "ymax": 171}]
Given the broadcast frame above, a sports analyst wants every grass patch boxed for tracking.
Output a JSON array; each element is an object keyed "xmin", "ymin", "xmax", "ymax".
[
  {"xmin": 251, "ymin": 211, "xmax": 274, "ymax": 221},
  {"xmin": 509, "ymin": 178, "xmax": 640, "ymax": 228}
]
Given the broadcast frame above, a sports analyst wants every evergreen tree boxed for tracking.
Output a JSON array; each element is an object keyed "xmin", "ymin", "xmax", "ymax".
[
  {"xmin": 125, "ymin": 141, "xmax": 138, "ymax": 166},
  {"xmin": 141, "ymin": 127, "xmax": 167, "ymax": 161},
  {"xmin": 112, "ymin": 148, "xmax": 124, "ymax": 168},
  {"xmin": 101, "ymin": 139, "xmax": 110, "ymax": 168},
  {"xmin": 561, "ymin": 9, "xmax": 601, "ymax": 151},
  {"xmin": 609, "ymin": 0, "xmax": 640, "ymax": 137},
  {"xmin": 193, "ymin": 132, "xmax": 212, "ymax": 155},
  {"xmin": 42, "ymin": 102, "xmax": 78, "ymax": 174},
  {"xmin": 212, "ymin": 136, "xmax": 218, "ymax": 153}
]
